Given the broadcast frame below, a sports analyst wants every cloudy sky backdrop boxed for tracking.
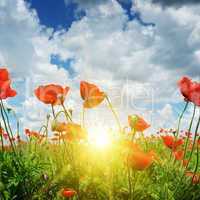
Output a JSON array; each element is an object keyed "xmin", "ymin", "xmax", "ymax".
[{"xmin": 0, "ymin": 0, "xmax": 199, "ymax": 133}]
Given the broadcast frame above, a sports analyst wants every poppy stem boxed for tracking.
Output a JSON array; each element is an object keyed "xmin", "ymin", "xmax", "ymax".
[
  {"xmin": 183, "ymin": 105, "xmax": 196, "ymax": 160},
  {"xmin": 186, "ymin": 111, "xmax": 200, "ymax": 169},
  {"xmin": 105, "ymin": 95, "xmax": 122, "ymax": 132},
  {"xmin": 11, "ymin": 109, "xmax": 20, "ymax": 141},
  {"xmin": 45, "ymin": 114, "xmax": 50, "ymax": 138},
  {"xmin": 170, "ymin": 101, "xmax": 189, "ymax": 159},
  {"xmin": 0, "ymin": 122, "xmax": 4, "ymax": 152},
  {"xmin": 38, "ymin": 125, "xmax": 48, "ymax": 136},
  {"xmin": 51, "ymin": 104, "xmax": 56, "ymax": 119},
  {"xmin": 0, "ymin": 100, "xmax": 16, "ymax": 152},
  {"xmin": 0, "ymin": 100, "xmax": 16, "ymax": 147},
  {"xmin": 0, "ymin": 99, "xmax": 23, "ymax": 169},
  {"xmin": 175, "ymin": 101, "xmax": 189, "ymax": 138},
  {"xmin": 192, "ymin": 135, "xmax": 199, "ymax": 185},
  {"xmin": 61, "ymin": 103, "xmax": 73, "ymax": 122}
]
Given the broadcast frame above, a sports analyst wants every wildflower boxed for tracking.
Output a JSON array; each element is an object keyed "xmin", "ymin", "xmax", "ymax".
[
  {"xmin": 185, "ymin": 171, "xmax": 200, "ymax": 184},
  {"xmin": 80, "ymin": 81, "xmax": 105, "ymax": 108},
  {"xmin": 178, "ymin": 77, "xmax": 200, "ymax": 106},
  {"xmin": 34, "ymin": 84, "xmax": 70, "ymax": 105},
  {"xmin": 61, "ymin": 188, "xmax": 76, "ymax": 198},
  {"xmin": 189, "ymin": 82, "xmax": 200, "ymax": 106},
  {"xmin": 178, "ymin": 76, "xmax": 193, "ymax": 102},
  {"xmin": 173, "ymin": 150, "xmax": 184, "ymax": 160},
  {"xmin": 25, "ymin": 129, "xmax": 41, "ymax": 139},
  {"xmin": 127, "ymin": 150, "xmax": 155, "ymax": 170},
  {"xmin": 52, "ymin": 121, "xmax": 87, "ymax": 141},
  {"xmin": 0, "ymin": 68, "xmax": 17, "ymax": 99},
  {"xmin": 162, "ymin": 135, "xmax": 183, "ymax": 150},
  {"xmin": 128, "ymin": 115, "xmax": 150, "ymax": 132}
]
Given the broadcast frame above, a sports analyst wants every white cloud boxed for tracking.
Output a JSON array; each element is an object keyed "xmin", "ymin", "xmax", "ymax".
[{"xmin": 0, "ymin": 0, "xmax": 199, "ymax": 133}]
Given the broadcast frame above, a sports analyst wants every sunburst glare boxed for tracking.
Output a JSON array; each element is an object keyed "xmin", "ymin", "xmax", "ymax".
[{"xmin": 88, "ymin": 125, "xmax": 111, "ymax": 149}]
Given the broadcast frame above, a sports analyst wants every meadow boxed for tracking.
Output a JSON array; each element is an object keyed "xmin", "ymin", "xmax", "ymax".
[{"xmin": 0, "ymin": 68, "xmax": 200, "ymax": 200}]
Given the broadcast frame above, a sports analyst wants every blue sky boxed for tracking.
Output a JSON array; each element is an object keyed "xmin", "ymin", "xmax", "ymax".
[
  {"xmin": 26, "ymin": 0, "xmax": 155, "ymax": 31},
  {"xmin": 25, "ymin": 0, "xmax": 155, "ymax": 75},
  {"xmin": 26, "ymin": 0, "xmax": 84, "ymax": 30},
  {"xmin": 0, "ymin": 0, "xmax": 200, "ymax": 132}
]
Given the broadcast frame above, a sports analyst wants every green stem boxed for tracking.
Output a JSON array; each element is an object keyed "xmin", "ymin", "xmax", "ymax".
[
  {"xmin": 38, "ymin": 125, "xmax": 48, "ymax": 135},
  {"xmin": 0, "ymin": 122, "xmax": 4, "ymax": 152},
  {"xmin": 183, "ymin": 105, "xmax": 196, "ymax": 160},
  {"xmin": 61, "ymin": 103, "xmax": 73, "ymax": 122},
  {"xmin": 0, "ymin": 100, "xmax": 16, "ymax": 146},
  {"xmin": 11, "ymin": 109, "xmax": 20, "ymax": 141},
  {"xmin": 175, "ymin": 101, "xmax": 189, "ymax": 138},
  {"xmin": 0, "ymin": 100, "xmax": 24, "ymax": 170},
  {"xmin": 186, "ymin": 111, "xmax": 200, "ymax": 169},
  {"xmin": 0, "ymin": 101, "xmax": 15, "ymax": 152},
  {"xmin": 51, "ymin": 104, "xmax": 56, "ymax": 119},
  {"xmin": 45, "ymin": 114, "xmax": 50, "ymax": 138},
  {"xmin": 55, "ymin": 110, "xmax": 65, "ymax": 119},
  {"xmin": 170, "ymin": 101, "xmax": 189, "ymax": 159},
  {"xmin": 192, "ymin": 135, "xmax": 199, "ymax": 184},
  {"xmin": 105, "ymin": 95, "xmax": 122, "ymax": 132}
]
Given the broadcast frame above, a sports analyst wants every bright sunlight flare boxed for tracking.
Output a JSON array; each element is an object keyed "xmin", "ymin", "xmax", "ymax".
[{"xmin": 88, "ymin": 125, "xmax": 111, "ymax": 149}]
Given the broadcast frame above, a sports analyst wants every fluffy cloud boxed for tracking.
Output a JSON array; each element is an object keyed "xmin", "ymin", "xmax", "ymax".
[
  {"xmin": 54, "ymin": 0, "xmax": 200, "ymax": 104},
  {"xmin": 0, "ymin": 0, "xmax": 72, "ymax": 129},
  {"xmin": 152, "ymin": 0, "xmax": 200, "ymax": 7},
  {"xmin": 0, "ymin": 0, "xmax": 200, "ymax": 133},
  {"xmin": 0, "ymin": 0, "xmax": 71, "ymax": 81}
]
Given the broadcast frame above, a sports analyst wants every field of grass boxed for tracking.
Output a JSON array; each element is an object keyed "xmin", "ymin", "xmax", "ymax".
[{"xmin": 0, "ymin": 68, "xmax": 200, "ymax": 200}]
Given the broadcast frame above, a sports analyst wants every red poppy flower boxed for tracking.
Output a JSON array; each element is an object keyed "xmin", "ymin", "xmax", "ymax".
[
  {"xmin": 189, "ymin": 82, "xmax": 200, "ymax": 106},
  {"xmin": 0, "ymin": 68, "xmax": 17, "ymax": 99},
  {"xmin": 25, "ymin": 129, "xmax": 41, "ymax": 138},
  {"xmin": 128, "ymin": 115, "xmax": 150, "ymax": 132},
  {"xmin": 80, "ymin": 81, "xmax": 105, "ymax": 108},
  {"xmin": 61, "ymin": 188, "xmax": 76, "ymax": 198},
  {"xmin": 34, "ymin": 84, "xmax": 70, "ymax": 105},
  {"xmin": 185, "ymin": 171, "xmax": 200, "ymax": 184},
  {"xmin": 173, "ymin": 150, "xmax": 184, "ymax": 160},
  {"xmin": 178, "ymin": 77, "xmax": 193, "ymax": 102},
  {"xmin": 162, "ymin": 135, "xmax": 183, "ymax": 150},
  {"xmin": 127, "ymin": 150, "xmax": 155, "ymax": 170}
]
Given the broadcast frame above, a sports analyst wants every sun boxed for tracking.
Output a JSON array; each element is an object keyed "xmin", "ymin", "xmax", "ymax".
[{"xmin": 88, "ymin": 125, "xmax": 111, "ymax": 149}]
